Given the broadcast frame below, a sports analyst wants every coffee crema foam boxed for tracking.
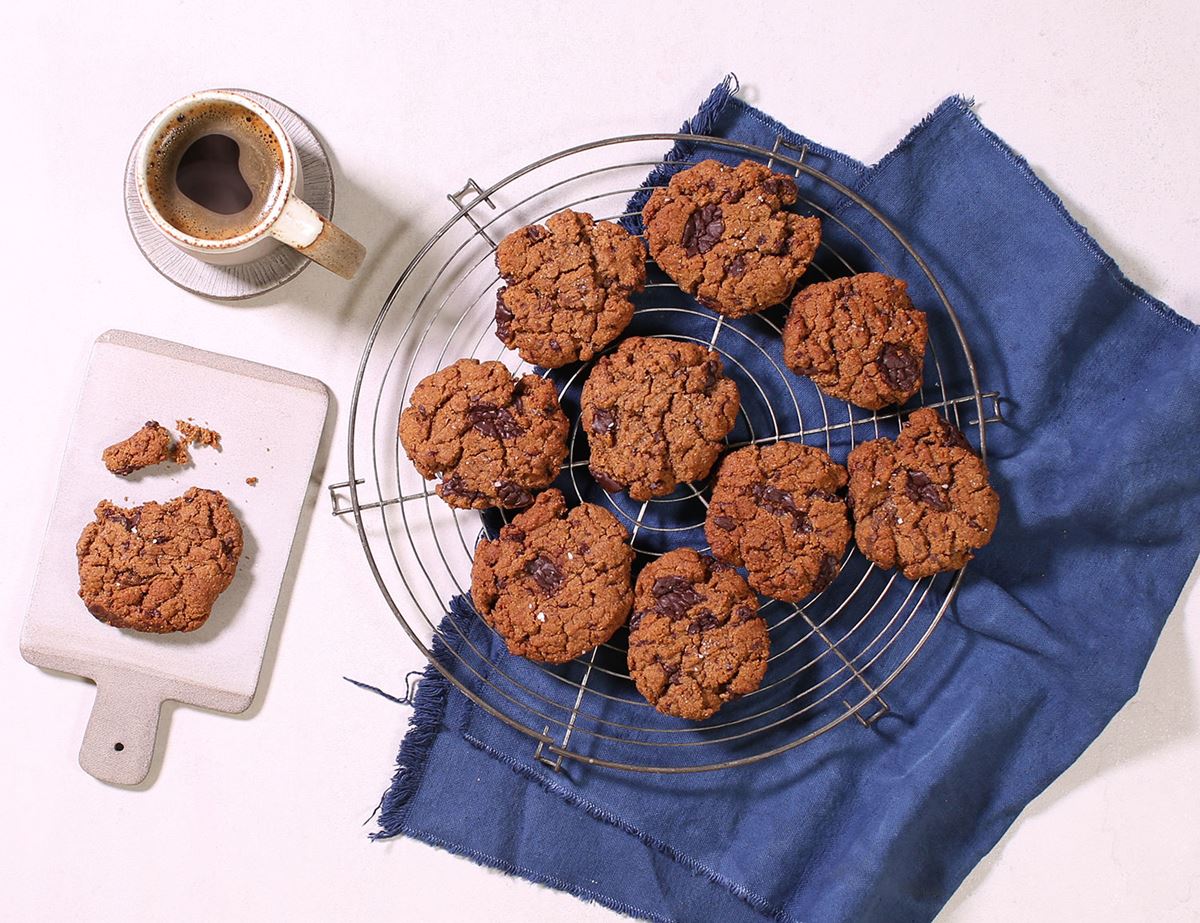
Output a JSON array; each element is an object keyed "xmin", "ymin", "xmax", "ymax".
[{"xmin": 145, "ymin": 100, "xmax": 285, "ymax": 241}]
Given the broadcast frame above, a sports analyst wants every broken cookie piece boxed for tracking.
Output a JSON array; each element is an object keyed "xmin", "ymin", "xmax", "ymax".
[{"xmin": 102, "ymin": 421, "xmax": 175, "ymax": 476}]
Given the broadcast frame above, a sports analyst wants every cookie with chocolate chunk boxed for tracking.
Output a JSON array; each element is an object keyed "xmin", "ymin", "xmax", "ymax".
[
  {"xmin": 847, "ymin": 408, "xmax": 999, "ymax": 579},
  {"xmin": 77, "ymin": 487, "xmax": 243, "ymax": 633},
  {"xmin": 471, "ymin": 489, "xmax": 634, "ymax": 663},
  {"xmin": 101, "ymin": 421, "xmax": 175, "ymax": 475},
  {"xmin": 495, "ymin": 210, "xmax": 645, "ymax": 368},
  {"xmin": 642, "ymin": 159, "xmax": 821, "ymax": 317},
  {"xmin": 783, "ymin": 272, "xmax": 928, "ymax": 410},
  {"xmin": 706, "ymin": 443, "xmax": 851, "ymax": 602},
  {"xmin": 627, "ymin": 548, "xmax": 768, "ymax": 720},
  {"xmin": 580, "ymin": 336, "xmax": 740, "ymax": 500},
  {"xmin": 399, "ymin": 358, "xmax": 569, "ymax": 510}
]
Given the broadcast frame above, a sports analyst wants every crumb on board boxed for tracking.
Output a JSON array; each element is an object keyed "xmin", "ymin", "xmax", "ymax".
[
  {"xmin": 176, "ymin": 419, "xmax": 222, "ymax": 451},
  {"xmin": 246, "ymin": 477, "xmax": 258, "ymax": 486}
]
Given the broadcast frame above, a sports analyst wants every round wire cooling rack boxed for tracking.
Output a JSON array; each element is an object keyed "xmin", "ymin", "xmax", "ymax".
[{"xmin": 332, "ymin": 133, "xmax": 1006, "ymax": 774}]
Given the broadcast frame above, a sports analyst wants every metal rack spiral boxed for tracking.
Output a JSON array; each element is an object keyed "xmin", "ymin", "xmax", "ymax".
[{"xmin": 333, "ymin": 133, "xmax": 1005, "ymax": 773}]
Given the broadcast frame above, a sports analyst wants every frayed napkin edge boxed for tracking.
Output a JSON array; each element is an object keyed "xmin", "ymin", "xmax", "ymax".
[
  {"xmin": 630, "ymin": 75, "xmax": 1195, "ymax": 337},
  {"xmin": 369, "ymin": 628, "xmax": 456, "ymax": 841},
  {"xmin": 901, "ymin": 98, "xmax": 1195, "ymax": 336},
  {"xmin": 369, "ymin": 599, "xmax": 800, "ymax": 922}
]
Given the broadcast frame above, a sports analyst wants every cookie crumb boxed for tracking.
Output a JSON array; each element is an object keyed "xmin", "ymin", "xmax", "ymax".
[
  {"xmin": 102, "ymin": 421, "xmax": 174, "ymax": 476},
  {"xmin": 176, "ymin": 419, "xmax": 222, "ymax": 450},
  {"xmin": 245, "ymin": 477, "xmax": 258, "ymax": 486}
]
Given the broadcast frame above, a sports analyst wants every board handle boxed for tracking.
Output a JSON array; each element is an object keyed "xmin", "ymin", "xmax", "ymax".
[{"xmin": 79, "ymin": 681, "xmax": 162, "ymax": 785}]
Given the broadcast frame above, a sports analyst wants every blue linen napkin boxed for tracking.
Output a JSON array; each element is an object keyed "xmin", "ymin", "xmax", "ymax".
[{"xmin": 369, "ymin": 79, "xmax": 1200, "ymax": 923}]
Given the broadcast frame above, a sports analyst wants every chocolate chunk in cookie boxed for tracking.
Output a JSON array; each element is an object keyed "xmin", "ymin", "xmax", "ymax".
[
  {"xmin": 471, "ymin": 489, "xmax": 634, "ymax": 663},
  {"xmin": 580, "ymin": 336, "xmax": 740, "ymax": 500},
  {"xmin": 495, "ymin": 210, "xmax": 646, "ymax": 368},
  {"xmin": 102, "ymin": 421, "xmax": 175, "ymax": 476},
  {"xmin": 643, "ymin": 159, "xmax": 821, "ymax": 318},
  {"xmin": 399, "ymin": 358, "xmax": 569, "ymax": 510},
  {"xmin": 627, "ymin": 548, "xmax": 769, "ymax": 720},
  {"xmin": 847, "ymin": 408, "xmax": 1000, "ymax": 579},
  {"xmin": 706, "ymin": 443, "xmax": 851, "ymax": 602},
  {"xmin": 783, "ymin": 272, "xmax": 929, "ymax": 410},
  {"xmin": 77, "ymin": 487, "xmax": 243, "ymax": 633}
]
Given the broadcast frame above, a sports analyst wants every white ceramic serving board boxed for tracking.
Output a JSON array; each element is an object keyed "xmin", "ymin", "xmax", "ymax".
[{"xmin": 20, "ymin": 330, "xmax": 328, "ymax": 785}]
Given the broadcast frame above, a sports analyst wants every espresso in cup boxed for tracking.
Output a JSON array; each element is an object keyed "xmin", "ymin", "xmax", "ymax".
[
  {"xmin": 144, "ymin": 99, "xmax": 286, "ymax": 241},
  {"xmin": 135, "ymin": 90, "xmax": 365, "ymax": 279}
]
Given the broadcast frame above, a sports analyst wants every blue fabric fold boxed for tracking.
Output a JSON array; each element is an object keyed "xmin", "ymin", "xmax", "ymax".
[{"xmin": 370, "ymin": 83, "xmax": 1200, "ymax": 923}]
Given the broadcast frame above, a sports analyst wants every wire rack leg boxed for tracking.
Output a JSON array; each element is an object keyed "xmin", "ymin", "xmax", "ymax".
[
  {"xmin": 767, "ymin": 134, "xmax": 808, "ymax": 172},
  {"xmin": 534, "ymin": 646, "xmax": 598, "ymax": 773},
  {"xmin": 800, "ymin": 611, "xmax": 890, "ymax": 727},
  {"xmin": 448, "ymin": 178, "xmax": 498, "ymax": 246}
]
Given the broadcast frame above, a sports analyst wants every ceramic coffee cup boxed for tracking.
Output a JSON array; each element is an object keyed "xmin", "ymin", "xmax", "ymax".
[{"xmin": 135, "ymin": 89, "xmax": 365, "ymax": 279}]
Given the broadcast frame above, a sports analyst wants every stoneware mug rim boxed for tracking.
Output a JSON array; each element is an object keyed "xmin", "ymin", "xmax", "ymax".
[{"xmin": 134, "ymin": 88, "xmax": 296, "ymax": 253}]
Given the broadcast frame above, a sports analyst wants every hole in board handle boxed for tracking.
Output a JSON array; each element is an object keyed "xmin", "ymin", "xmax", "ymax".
[{"xmin": 114, "ymin": 743, "xmax": 124, "ymax": 752}]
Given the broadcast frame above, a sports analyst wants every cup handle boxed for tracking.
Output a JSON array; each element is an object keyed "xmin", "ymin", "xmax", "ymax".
[{"xmin": 270, "ymin": 196, "xmax": 366, "ymax": 280}]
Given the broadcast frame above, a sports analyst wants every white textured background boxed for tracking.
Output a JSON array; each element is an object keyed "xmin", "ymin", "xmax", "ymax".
[{"xmin": 2, "ymin": 2, "xmax": 1197, "ymax": 921}]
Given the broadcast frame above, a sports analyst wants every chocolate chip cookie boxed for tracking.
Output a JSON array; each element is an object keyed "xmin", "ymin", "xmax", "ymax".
[
  {"xmin": 495, "ymin": 210, "xmax": 646, "ymax": 368},
  {"xmin": 642, "ymin": 159, "xmax": 822, "ymax": 318},
  {"xmin": 627, "ymin": 548, "xmax": 769, "ymax": 720},
  {"xmin": 77, "ymin": 487, "xmax": 243, "ymax": 633},
  {"xmin": 580, "ymin": 336, "xmax": 740, "ymax": 500},
  {"xmin": 471, "ymin": 489, "xmax": 634, "ymax": 664},
  {"xmin": 399, "ymin": 358, "xmax": 569, "ymax": 510},
  {"xmin": 783, "ymin": 272, "xmax": 928, "ymax": 410},
  {"xmin": 102, "ymin": 421, "xmax": 175, "ymax": 475},
  {"xmin": 706, "ymin": 443, "xmax": 851, "ymax": 602},
  {"xmin": 847, "ymin": 408, "xmax": 1000, "ymax": 579}
]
